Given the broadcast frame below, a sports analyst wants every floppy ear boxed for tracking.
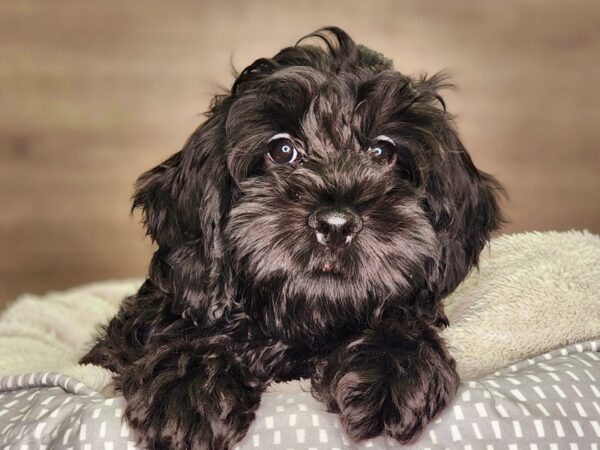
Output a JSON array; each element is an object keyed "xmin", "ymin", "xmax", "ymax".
[
  {"xmin": 133, "ymin": 151, "xmax": 185, "ymax": 248},
  {"xmin": 414, "ymin": 125, "xmax": 504, "ymax": 326},
  {"xmin": 132, "ymin": 109, "xmax": 236, "ymax": 326}
]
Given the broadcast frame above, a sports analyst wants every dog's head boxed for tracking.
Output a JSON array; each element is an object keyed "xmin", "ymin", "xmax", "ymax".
[{"xmin": 134, "ymin": 27, "xmax": 503, "ymax": 338}]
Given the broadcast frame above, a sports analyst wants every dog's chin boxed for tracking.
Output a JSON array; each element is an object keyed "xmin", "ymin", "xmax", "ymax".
[{"xmin": 292, "ymin": 249, "xmax": 391, "ymax": 299}]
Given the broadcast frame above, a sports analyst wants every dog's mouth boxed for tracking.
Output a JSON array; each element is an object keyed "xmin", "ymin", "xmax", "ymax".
[
  {"xmin": 318, "ymin": 260, "xmax": 339, "ymax": 273},
  {"xmin": 313, "ymin": 255, "xmax": 345, "ymax": 276}
]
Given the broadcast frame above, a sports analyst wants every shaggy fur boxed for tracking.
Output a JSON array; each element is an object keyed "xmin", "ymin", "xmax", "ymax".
[{"xmin": 81, "ymin": 27, "xmax": 503, "ymax": 449}]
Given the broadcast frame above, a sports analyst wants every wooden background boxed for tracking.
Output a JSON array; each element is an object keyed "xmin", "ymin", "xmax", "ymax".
[{"xmin": 1, "ymin": 0, "xmax": 599, "ymax": 307}]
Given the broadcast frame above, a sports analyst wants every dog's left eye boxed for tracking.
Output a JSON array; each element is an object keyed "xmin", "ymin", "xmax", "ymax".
[
  {"xmin": 366, "ymin": 136, "xmax": 397, "ymax": 165},
  {"xmin": 266, "ymin": 135, "xmax": 299, "ymax": 165}
]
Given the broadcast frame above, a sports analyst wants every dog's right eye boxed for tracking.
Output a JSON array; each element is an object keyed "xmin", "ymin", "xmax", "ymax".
[{"xmin": 266, "ymin": 135, "xmax": 299, "ymax": 165}]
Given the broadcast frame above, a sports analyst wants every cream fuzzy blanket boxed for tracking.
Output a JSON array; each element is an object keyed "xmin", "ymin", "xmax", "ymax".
[{"xmin": 1, "ymin": 231, "xmax": 599, "ymax": 392}]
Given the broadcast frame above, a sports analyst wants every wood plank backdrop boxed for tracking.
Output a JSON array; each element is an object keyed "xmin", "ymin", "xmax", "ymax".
[{"xmin": 1, "ymin": 0, "xmax": 599, "ymax": 307}]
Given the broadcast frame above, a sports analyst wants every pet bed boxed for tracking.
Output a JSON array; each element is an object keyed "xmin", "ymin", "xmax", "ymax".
[{"xmin": 1, "ymin": 230, "xmax": 599, "ymax": 449}]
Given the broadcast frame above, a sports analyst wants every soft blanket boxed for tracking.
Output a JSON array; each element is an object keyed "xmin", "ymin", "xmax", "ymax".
[
  {"xmin": 1, "ymin": 230, "xmax": 600, "ymax": 449},
  {"xmin": 1, "ymin": 230, "xmax": 599, "ymax": 388}
]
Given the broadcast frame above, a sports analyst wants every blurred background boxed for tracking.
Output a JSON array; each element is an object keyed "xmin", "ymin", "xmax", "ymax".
[{"xmin": 1, "ymin": 0, "xmax": 599, "ymax": 308}]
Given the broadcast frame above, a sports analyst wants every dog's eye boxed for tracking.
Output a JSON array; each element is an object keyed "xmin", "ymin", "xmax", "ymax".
[
  {"xmin": 266, "ymin": 135, "xmax": 299, "ymax": 165},
  {"xmin": 366, "ymin": 136, "xmax": 397, "ymax": 165}
]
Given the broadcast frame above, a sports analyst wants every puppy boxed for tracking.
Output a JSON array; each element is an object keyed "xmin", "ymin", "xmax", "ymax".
[{"xmin": 81, "ymin": 27, "xmax": 503, "ymax": 450}]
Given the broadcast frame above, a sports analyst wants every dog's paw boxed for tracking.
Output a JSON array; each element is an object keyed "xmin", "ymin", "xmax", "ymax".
[
  {"xmin": 311, "ymin": 321, "xmax": 459, "ymax": 443},
  {"xmin": 120, "ymin": 340, "xmax": 263, "ymax": 450}
]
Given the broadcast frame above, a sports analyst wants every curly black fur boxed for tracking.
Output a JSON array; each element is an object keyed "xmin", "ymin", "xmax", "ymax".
[{"xmin": 81, "ymin": 27, "xmax": 503, "ymax": 449}]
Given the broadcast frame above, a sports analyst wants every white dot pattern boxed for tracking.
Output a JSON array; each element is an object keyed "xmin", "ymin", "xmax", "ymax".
[
  {"xmin": 0, "ymin": 339, "xmax": 599, "ymax": 449},
  {"xmin": 238, "ymin": 339, "xmax": 600, "ymax": 449},
  {"xmin": 0, "ymin": 373, "xmax": 132, "ymax": 449}
]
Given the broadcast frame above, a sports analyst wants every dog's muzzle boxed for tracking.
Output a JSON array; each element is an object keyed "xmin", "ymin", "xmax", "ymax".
[{"xmin": 308, "ymin": 207, "xmax": 363, "ymax": 249}]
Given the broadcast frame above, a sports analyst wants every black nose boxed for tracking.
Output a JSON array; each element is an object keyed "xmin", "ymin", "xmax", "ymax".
[{"xmin": 308, "ymin": 207, "xmax": 363, "ymax": 249}]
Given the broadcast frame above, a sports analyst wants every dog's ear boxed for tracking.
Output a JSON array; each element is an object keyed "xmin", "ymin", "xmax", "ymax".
[
  {"xmin": 133, "ymin": 151, "xmax": 185, "ymax": 247},
  {"xmin": 133, "ymin": 109, "xmax": 236, "ymax": 326},
  {"xmin": 415, "ymin": 124, "xmax": 504, "ymax": 326}
]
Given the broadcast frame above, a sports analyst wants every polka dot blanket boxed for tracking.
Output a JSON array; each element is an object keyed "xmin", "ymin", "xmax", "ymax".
[{"xmin": 1, "ymin": 340, "xmax": 599, "ymax": 449}]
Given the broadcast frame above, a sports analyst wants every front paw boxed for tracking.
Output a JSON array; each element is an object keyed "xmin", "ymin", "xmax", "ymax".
[
  {"xmin": 120, "ymin": 340, "xmax": 262, "ymax": 450},
  {"xmin": 311, "ymin": 322, "xmax": 459, "ymax": 443}
]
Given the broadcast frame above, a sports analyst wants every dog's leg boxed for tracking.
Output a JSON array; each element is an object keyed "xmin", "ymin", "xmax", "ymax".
[
  {"xmin": 311, "ymin": 317, "xmax": 459, "ymax": 443},
  {"xmin": 118, "ymin": 338, "xmax": 265, "ymax": 450}
]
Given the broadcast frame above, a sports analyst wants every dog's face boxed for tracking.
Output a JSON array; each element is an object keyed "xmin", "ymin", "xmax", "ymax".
[
  {"xmin": 134, "ymin": 28, "xmax": 502, "ymax": 338},
  {"xmin": 225, "ymin": 67, "xmax": 438, "ymax": 315}
]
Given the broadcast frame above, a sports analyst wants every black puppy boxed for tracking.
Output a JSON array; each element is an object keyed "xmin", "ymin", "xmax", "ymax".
[{"xmin": 82, "ymin": 27, "xmax": 503, "ymax": 449}]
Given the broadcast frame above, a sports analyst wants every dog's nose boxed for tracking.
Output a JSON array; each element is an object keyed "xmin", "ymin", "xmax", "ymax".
[{"xmin": 308, "ymin": 207, "xmax": 363, "ymax": 249}]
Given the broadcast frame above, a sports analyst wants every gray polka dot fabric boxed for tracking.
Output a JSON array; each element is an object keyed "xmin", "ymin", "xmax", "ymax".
[
  {"xmin": 239, "ymin": 340, "xmax": 600, "ymax": 450},
  {"xmin": 0, "ymin": 374, "xmax": 133, "ymax": 449},
  {"xmin": 1, "ymin": 340, "xmax": 599, "ymax": 449}
]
